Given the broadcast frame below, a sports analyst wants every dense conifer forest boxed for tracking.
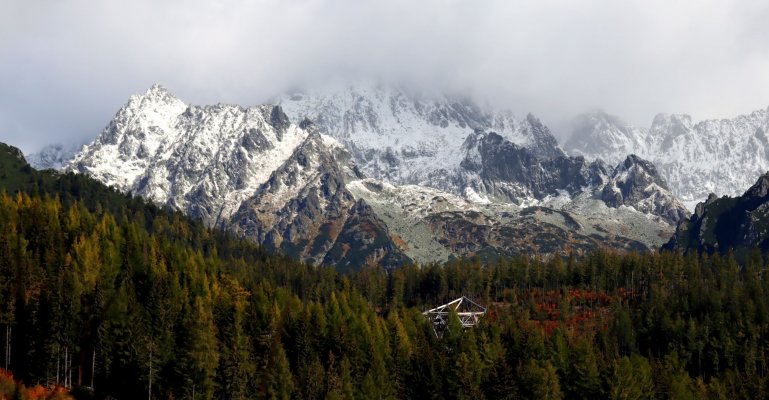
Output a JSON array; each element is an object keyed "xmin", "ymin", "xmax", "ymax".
[{"xmin": 2, "ymin": 143, "xmax": 769, "ymax": 399}]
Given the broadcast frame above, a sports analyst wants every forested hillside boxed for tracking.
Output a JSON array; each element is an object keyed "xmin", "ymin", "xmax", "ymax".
[{"xmin": 3, "ymin": 142, "xmax": 769, "ymax": 399}]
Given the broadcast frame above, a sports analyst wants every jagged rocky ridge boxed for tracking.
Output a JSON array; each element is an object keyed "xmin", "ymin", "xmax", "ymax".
[
  {"xmin": 278, "ymin": 84, "xmax": 686, "ymax": 219},
  {"xmin": 444, "ymin": 130, "xmax": 687, "ymax": 223},
  {"xmin": 277, "ymin": 83, "xmax": 564, "ymax": 188},
  {"xmin": 341, "ymin": 129, "xmax": 687, "ymax": 263},
  {"xmin": 62, "ymin": 84, "xmax": 688, "ymax": 267},
  {"xmin": 665, "ymin": 172, "xmax": 769, "ymax": 258},
  {"xmin": 564, "ymin": 109, "xmax": 769, "ymax": 209}
]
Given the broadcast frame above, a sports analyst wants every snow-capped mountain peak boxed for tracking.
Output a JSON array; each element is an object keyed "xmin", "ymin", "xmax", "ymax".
[
  {"xmin": 67, "ymin": 86, "xmax": 312, "ymax": 225},
  {"xmin": 70, "ymin": 84, "xmax": 188, "ymax": 190}
]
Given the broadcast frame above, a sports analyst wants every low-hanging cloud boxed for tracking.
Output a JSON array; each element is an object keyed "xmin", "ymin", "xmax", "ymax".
[{"xmin": 1, "ymin": 0, "xmax": 769, "ymax": 152}]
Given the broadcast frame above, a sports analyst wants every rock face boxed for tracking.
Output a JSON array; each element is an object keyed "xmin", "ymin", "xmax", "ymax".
[
  {"xmin": 564, "ymin": 108, "xmax": 769, "ymax": 209},
  {"xmin": 665, "ymin": 173, "xmax": 769, "ymax": 258},
  {"xmin": 60, "ymin": 84, "xmax": 692, "ymax": 268},
  {"xmin": 229, "ymin": 123, "xmax": 410, "ymax": 269},
  {"xmin": 453, "ymin": 131, "xmax": 688, "ymax": 223},
  {"xmin": 600, "ymin": 155, "xmax": 689, "ymax": 223},
  {"xmin": 455, "ymin": 130, "xmax": 609, "ymax": 203}
]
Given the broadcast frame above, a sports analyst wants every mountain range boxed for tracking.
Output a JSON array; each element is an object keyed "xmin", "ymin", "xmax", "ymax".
[
  {"xmin": 564, "ymin": 109, "xmax": 769, "ymax": 209},
  {"xmin": 23, "ymin": 83, "xmax": 720, "ymax": 267}
]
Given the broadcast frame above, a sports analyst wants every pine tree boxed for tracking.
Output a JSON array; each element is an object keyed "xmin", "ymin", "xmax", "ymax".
[
  {"xmin": 266, "ymin": 343, "xmax": 293, "ymax": 400},
  {"xmin": 519, "ymin": 359, "xmax": 563, "ymax": 400}
]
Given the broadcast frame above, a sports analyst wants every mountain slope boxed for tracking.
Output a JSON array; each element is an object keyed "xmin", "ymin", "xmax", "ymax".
[
  {"xmin": 665, "ymin": 172, "xmax": 769, "ymax": 258},
  {"xmin": 348, "ymin": 178, "xmax": 673, "ymax": 263},
  {"xmin": 564, "ymin": 108, "xmax": 769, "ymax": 208},
  {"xmin": 66, "ymin": 86, "xmax": 410, "ymax": 268},
  {"xmin": 229, "ymin": 122, "xmax": 410, "ymax": 269},
  {"xmin": 344, "ymin": 133, "xmax": 686, "ymax": 263}
]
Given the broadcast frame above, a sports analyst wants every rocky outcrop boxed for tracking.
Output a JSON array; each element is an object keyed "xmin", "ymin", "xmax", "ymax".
[
  {"xmin": 456, "ymin": 130, "xmax": 609, "ymax": 202},
  {"xmin": 1, "ymin": 142, "xmax": 26, "ymax": 164},
  {"xmin": 600, "ymin": 155, "xmax": 689, "ymax": 223},
  {"xmin": 665, "ymin": 172, "xmax": 769, "ymax": 257},
  {"xmin": 229, "ymin": 125, "xmax": 410, "ymax": 268},
  {"xmin": 455, "ymin": 131, "xmax": 688, "ymax": 223}
]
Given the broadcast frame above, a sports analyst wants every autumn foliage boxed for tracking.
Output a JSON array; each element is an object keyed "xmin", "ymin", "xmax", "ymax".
[{"xmin": 0, "ymin": 368, "xmax": 71, "ymax": 400}]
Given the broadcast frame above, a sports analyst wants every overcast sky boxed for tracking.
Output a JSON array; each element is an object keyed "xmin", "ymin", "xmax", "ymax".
[{"xmin": 1, "ymin": 0, "xmax": 769, "ymax": 153}]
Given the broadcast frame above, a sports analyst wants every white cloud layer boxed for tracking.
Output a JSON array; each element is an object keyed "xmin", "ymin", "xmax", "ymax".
[{"xmin": 1, "ymin": 0, "xmax": 768, "ymax": 152}]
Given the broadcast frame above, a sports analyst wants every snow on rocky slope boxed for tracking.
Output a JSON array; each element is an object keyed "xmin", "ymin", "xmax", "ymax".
[
  {"xmin": 564, "ymin": 109, "xmax": 769, "ymax": 209},
  {"xmin": 276, "ymin": 82, "xmax": 687, "ymax": 221},
  {"xmin": 229, "ymin": 120, "xmax": 411, "ymax": 270},
  {"xmin": 68, "ymin": 85, "xmax": 308, "ymax": 226},
  {"xmin": 277, "ymin": 82, "xmax": 563, "ymax": 188},
  {"xmin": 66, "ymin": 85, "xmax": 410, "ymax": 267}
]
